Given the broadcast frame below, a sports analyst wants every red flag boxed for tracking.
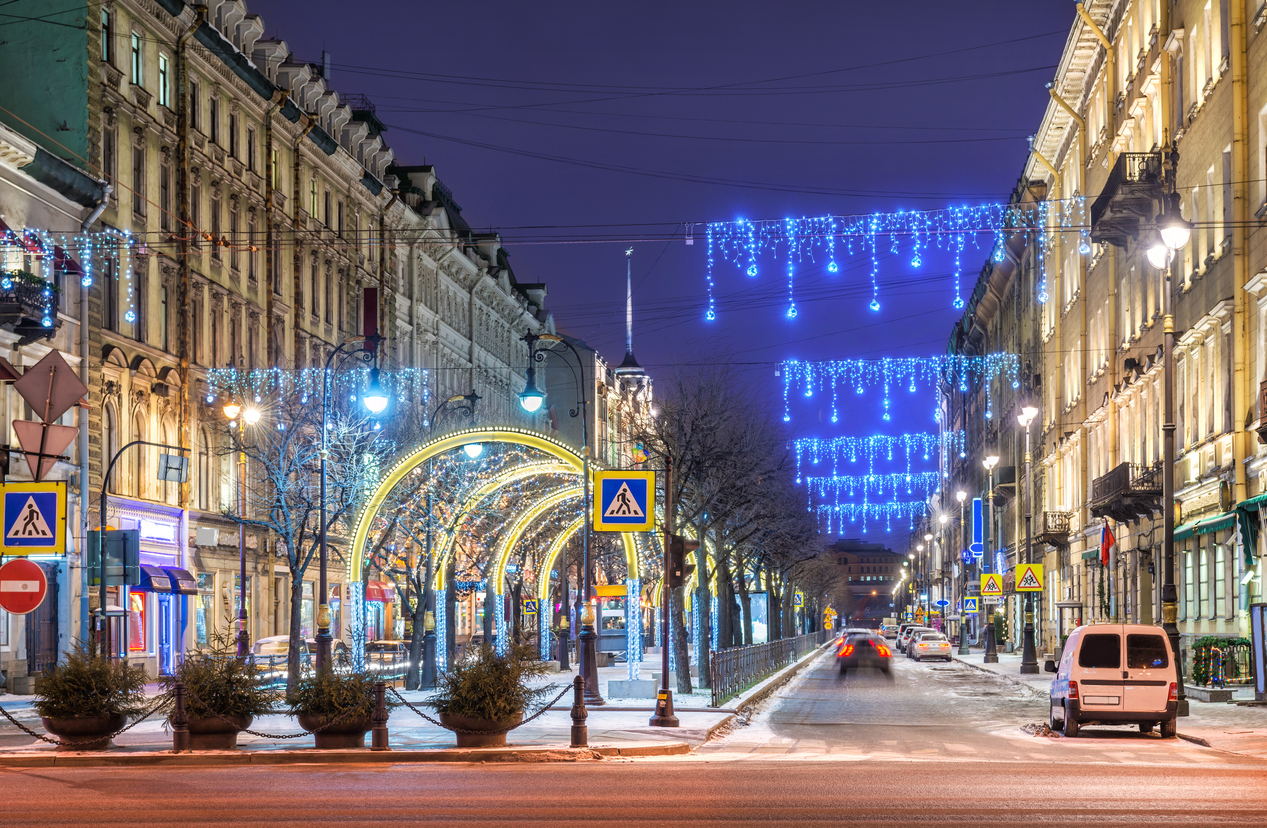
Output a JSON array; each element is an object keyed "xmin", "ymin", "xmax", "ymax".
[{"xmin": 1100, "ymin": 520, "xmax": 1116, "ymax": 566}]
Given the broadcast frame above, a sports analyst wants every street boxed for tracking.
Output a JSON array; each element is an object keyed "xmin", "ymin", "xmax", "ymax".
[{"xmin": 4, "ymin": 651, "xmax": 1267, "ymax": 826}]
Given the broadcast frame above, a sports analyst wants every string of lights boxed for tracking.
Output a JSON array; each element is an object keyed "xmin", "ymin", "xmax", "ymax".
[
  {"xmin": 703, "ymin": 200, "xmax": 1086, "ymax": 320},
  {"xmin": 792, "ymin": 432, "xmax": 960, "ymax": 481},
  {"xmin": 781, "ymin": 354, "xmax": 1019, "ymax": 421},
  {"xmin": 0, "ymin": 225, "xmax": 142, "ymax": 328},
  {"xmin": 806, "ymin": 471, "xmax": 939, "ymax": 502},
  {"xmin": 816, "ymin": 500, "xmax": 930, "ymax": 534}
]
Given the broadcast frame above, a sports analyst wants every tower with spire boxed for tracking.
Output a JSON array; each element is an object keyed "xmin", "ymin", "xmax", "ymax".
[{"xmin": 615, "ymin": 247, "xmax": 645, "ymax": 377}]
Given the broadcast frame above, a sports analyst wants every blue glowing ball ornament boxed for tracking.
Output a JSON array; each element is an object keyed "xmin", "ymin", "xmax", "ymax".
[
  {"xmin": 827, "ymin": 261, "xmax": 838, "ymax": 273},
  {"xmin": 746, "ymin": 264, "xmax": 758, "ymax": 277},
  {"xmin": 705, "ymin": 310, "xmax": 716, "ymax": 321},
  {"xmin": 786, "ymin": 304, "xmax": 797, "ymax": 319},
  {"xmin": 41, "ymin": 315, "xmax": 52, "ymax": 327},
  {"xmin": 869, "ymin": 299, "xmax": 881, "ymax": 312},
  {"xmin": 81, "ymin": 275, "xmax": 93, "ymax": 287},
  {"xmin": 911, "ymin": 255, "xmax": 921, "ymax": 268},
  {"xmin": 1079, "ymin": 239, "xmax": 1091, "ymax": 255},
  {"xmin": 1, "ymin": 278, "xmax": 11, "ymax": 290},
  {"xmin": 953, "ymin": 298, "xmax": 964, "ymax": 309},
  {"xmin": 124, "ymin": 309, "xmax": 136, "ymax": 323}
]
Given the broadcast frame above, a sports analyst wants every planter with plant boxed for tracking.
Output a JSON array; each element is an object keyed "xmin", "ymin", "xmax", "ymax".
[
  {"xmin": 428, "ymin": 641, "xmax": 551, "ymax": 747},
  {"xmin": 289, "ymin": 670, "xmax": 380, "ymax": 749},
  {"xmin": 32, "ymin": 645, "xmax": 149, "ymax": 750},
  {"xmin": 162, "ymin": 639, "xmax": 277, "ymax": 750}
]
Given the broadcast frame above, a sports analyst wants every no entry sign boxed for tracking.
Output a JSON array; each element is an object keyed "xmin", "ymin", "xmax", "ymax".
[{"xmin": 0, "ymin": 557, "xmax": 48, "ymax": 615}]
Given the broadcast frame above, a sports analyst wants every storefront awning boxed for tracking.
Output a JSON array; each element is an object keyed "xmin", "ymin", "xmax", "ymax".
[
  {"xmin": 1173, "ymin": 513, "xmax": 1235, "ymax": 542},
  {"xmin": 132, "ymin": 565, "xmax": 172, "ymax": 593},
  {"xmin": 164, "ymin": 567, "xmax": 198, "ymax": 595},
  {"xmin": 365, "ymin": 581, "xmax": 393, "ymax": 603}
]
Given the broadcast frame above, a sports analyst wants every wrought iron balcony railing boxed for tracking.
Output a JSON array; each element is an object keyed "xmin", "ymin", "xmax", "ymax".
[{"xmin": 1090, "ymin": 461, "xmax": 1163, "ymax": 521}]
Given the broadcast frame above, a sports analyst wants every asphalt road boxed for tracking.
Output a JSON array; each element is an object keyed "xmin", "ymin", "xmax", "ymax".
[{"xmin": 4, "ymin": 651, "xmax": 1266, "ymax": 826}]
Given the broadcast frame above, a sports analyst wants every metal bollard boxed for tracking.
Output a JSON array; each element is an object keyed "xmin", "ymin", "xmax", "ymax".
[
  {"xmin": 570, "ymin": 674, "xmax": 588, "ymax": 748},
  {"xmin": 171, "ymin": 680, "xmax": 190, "ymax": 753},
  {"xmin": 371, "ymin": 681, "xmax": 390, "ymax": 751}
]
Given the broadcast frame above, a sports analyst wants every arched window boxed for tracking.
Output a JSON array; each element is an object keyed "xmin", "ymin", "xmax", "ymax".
[
  {"xmin": 132, "ymin": 411, "xmax": 147, "ymax": 499},
  {"xmin": 197, "ymin": 428, "xmax": 211, "ymax": 512},
  {"xmin": 104, "ymin": 402, "xmax": 119, "ymax": 494}
]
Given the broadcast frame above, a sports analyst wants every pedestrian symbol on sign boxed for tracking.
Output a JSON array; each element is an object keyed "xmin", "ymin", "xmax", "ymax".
[
  {"xmin": 602, "ymin": 482, "xmax": 644, "ymax": 519},
  {"xmin": 6, "ymin": 496, "xmax": 53, "ymax": 543}
]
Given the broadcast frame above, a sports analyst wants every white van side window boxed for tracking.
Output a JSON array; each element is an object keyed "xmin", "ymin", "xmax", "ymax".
[{"xmin": 1077, "ymin": 633, "xmax": 1121, "ymax": 669}]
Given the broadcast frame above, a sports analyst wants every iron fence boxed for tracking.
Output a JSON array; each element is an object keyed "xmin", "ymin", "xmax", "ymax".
[{"xmin": 709, "ymin": 630, "xmax": 827, "ymax": 708}]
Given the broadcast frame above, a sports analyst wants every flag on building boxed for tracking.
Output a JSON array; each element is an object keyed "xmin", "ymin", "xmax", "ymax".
[{"xmin": 1100, "ymin": 519, "xmax": 1116, "ymax": 566}]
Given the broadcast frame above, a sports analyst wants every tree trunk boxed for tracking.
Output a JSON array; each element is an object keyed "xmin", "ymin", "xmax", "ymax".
[
  {"xmin": 716, "ymin": 557, "xmax": 733, "ymax": 650},
  {"xmin": 286, "ymin": 579, "xmax": 304, "ymax": 697},
  {"xmin": 694, "ymin": 525, "xmax": 711, "ymax": 687},
  {"xmin": 671, "ymin": 585, "xmax": 692, "ymax": 695},
  {"xmin": 737, "ymin": 569, "xmax": 753, "ymax": 646},
  {"xmin": 482, "ymin": 589, "xmax": 495, "ymax": 644},
  {"xmin": 405, "ymin": 595, "xmax": 425, "ymax": 690}
]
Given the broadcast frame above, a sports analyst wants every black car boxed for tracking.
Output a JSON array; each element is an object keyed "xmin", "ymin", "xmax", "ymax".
[{"xmin": 837, "ymin": 633, "xmax": 893, "ymax": 675}]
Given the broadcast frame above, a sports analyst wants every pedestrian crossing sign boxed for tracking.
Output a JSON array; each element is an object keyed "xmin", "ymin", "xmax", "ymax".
[
  {"xmin": 594, "ymin": 470, "xmax": 655, "ymax": 531},
  {"xmin": 962, "ymin": 597, "xmax": 979, "ymax": 614},
  {"xmin": 1015, "ymin": 563, "xmax": 1044, "ymax": 592},
  {"xmin": 523, "ymin": 599, "xmax": 539, "ymax": 615},
  {"xmin": 0, "ymin": 481, "xmax": 66, "ymax": 556},
  {"xmin": 981, "ymin": 573, "xmax": 1004, "ymax": 596}
]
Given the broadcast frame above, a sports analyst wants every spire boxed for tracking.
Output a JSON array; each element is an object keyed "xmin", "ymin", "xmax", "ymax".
[{"xmin": 615, "ymin": 246, "xmax": 644, "ymax": 377}]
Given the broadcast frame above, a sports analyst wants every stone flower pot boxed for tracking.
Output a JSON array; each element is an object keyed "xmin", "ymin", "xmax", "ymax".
[
  {"xmin": 181, "ymin": 713, "xmax": 253, "ymax": 750},
  {"xmin": 439, "ymin": 711, "xmax": 523, "ymax": 748},
  {"xmin": 297, "ymin": 713, "xmax": 372, "ymax": 749},
  {"xmin": 42, "ymin": 714, "xmax": 127, "ymax": 751}
]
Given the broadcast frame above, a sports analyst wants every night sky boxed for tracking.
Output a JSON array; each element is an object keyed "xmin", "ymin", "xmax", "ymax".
[{"xmin": 250, "ymin": 1, "xmax": 1074, "ymax": 546}]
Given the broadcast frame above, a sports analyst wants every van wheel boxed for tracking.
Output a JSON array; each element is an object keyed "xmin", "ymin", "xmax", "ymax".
[
  {"xmin": 1160, "ymin": 717, "xmax": 1177, "ymax": 739},
  {"xmin": 1049, "ymin": 707, "xmax": 1062, "ymax": 730},
  {"xmin": 1139, "ymin": 722, "xmax": 1154, "ymax": 734},
  {"xmin": 1062, "ymin": 707, "xmax": 1079, "ymax": 738}
]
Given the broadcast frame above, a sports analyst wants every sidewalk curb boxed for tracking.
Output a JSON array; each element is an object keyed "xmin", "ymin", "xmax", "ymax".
[
  {"xmin": 951, "ymin": 655, "xmax": 1048, "ymax": 698},
  {"xmin": 1176, "ymin": 733, "xmax": 1212, "ymax": 748},
  {"xmin": 702, "ymin": 642, "xmax": 833, "ymax": 743},
  {"xmin": 0, "ymin": 740, "xmax": 689, "ymax": 768}
]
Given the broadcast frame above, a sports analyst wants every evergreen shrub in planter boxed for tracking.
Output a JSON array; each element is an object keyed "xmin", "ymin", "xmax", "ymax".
[
  {"xmin": 163, "ymin": 638, "xmax": 277, "ymax": 750},
  {"xmin": 33, "ymin": 645, "xmax": 148, "ymax": 751},
  {"xmin": 428, "ymin": 641, "xmax": 550, "ymax": 747},
  {"xmin": 289, "ymin": 671, "xmax": 380, "ymax": 749}
]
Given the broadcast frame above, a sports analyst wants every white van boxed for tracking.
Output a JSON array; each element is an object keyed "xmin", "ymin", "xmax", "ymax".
[{"xmin": 1045, "ymin": 623, "xmax": 1178, "ymax": 738}]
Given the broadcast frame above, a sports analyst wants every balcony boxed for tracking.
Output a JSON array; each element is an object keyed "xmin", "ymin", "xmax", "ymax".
[
  {"xmin": 1089, "ymin": 152, "xmax": 1162, "ymax": 249},
  {"xmin": 1090, "ymin": 461, "xmax": 1163, "ymax": 522},
  {"xmin": 1034, "ymin": 511, "xmax": 1072, "ymax": 548},
  {"xmin": 0, "ymin": 271, "xmax": 60, "ymax": 346}
]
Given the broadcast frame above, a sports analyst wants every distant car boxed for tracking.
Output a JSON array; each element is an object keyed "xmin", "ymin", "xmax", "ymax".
[
  {"xmin": 897, "ymin": 626, "xmax": 933, "ymax": 655},
  {"xmin": 910, "ymin": 631, "xmax": 952, "ymax": 662},
  {"xmin": 304, "ymin": 639, "xmax": 349, "ymax": 667},
  {"xmin": 879, "ymin": 624, "xmax": 899, "ymax": 639},
  {"xmin": 841, "ymin": 627, "xmax": 874, "ymax": 637},
  {"xmin": 837, "ymin": 633, "xmax": 893, "ymax": 675},
  {"xmin": 366, "ymin": 639, "xmax": 409, "ymax": 677},
  {"xmin": 250, "ymin": 636, "xmax": 311, "ymax": 684}
]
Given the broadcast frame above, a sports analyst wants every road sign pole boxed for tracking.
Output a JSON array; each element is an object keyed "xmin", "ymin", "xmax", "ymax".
[
  {"xmin": 984, "ymin": 468, "xmax": 998, "ymax": 663},
  {"xmin": 650, "ymin": 454, "xmax": 677, "ymax": 728}
]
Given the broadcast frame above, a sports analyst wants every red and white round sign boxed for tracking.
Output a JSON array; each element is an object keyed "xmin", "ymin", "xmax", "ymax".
[{"xmin": 0, "ymin": 558, "xmax": 48, "ymax": 615}]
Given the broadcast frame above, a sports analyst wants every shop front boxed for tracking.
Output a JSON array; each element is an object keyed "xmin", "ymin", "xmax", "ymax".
[{"xmin": 110, "ymin": 500, "xmax": 192, "ymax": 678}]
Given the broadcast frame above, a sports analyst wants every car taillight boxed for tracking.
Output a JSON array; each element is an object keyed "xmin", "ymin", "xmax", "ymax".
[
  {"xmin": 918, "ymin": 642, "xmax": 929, "ymax": 647},
  {"xmin": 876, "ymin": 645, "xmax": 891, "ymax": 657},
  {"xmin": 1168, "ymin": 682, "xmax": 1177, "ymax": 701},
  {"xmin": 838, "ymin": 644, "xmax": 854, "ymax": 657},
  {"xmin": 1068, "ymin": 680, "xmax": 1079, "ymax": 700}
]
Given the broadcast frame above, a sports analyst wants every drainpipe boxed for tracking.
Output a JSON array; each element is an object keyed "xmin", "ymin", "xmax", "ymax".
[
  {"xmin": 1231, "ymin": 0, "xmax": 1250, "ymax": 506},
  {"xmin": 263, "ymin": 91, "xmax": 284, "ymax": 366},
  {"xmin": 79, "ymin": 183, "xmax": 111, "ymax": 232},
  {"xmin": 78, "ymin": 183, "xmax": 107, "ymax": 643}
]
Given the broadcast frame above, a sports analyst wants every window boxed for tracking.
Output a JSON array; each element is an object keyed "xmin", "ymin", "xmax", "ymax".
[
  {"xmin": 102, "ymin": 122, "xmax": 116, "ymax": 193},
  {"xmin": 1077, "ymin": 633, "xmax": 1121, "ymax": 669},
  {"xmin": 130, "ymin": 32, "xmax": 142, "ymax": 87},
  {"xmin": 246, "ymin": 128, "xmax": 256, "ymax": 172},
  {"xmin": 309, "ymin": 177, "xmax": 317, "ymax": 217},
  {"xmin": 103, "ymin": 250, "xmax": 118, "ymax": 331},
  {"xmin": 132, "ymin": 412, "xmax": 146, "ymax": 497},
  {"xmin": 1199, "ymin": 547, "xmax": 1210, "ymax": 617},
  {"xmin": 1183, "ymin": 550, "xmax": 1195, "ymax": 619},
  {"xmin": 195, "ymin": 572, "xmax": 214, "ymax": 647},
  {"xmin": 134, "ymin": 259, "xmax": 147, "ymax": 342},
  {"xmin": 104, "ymin": 403, "xmax": 119, "ymax": 493},
  {"xmin": 159, "ymin": 161, "xmax": 171, "ymax": 232},
  {"xmin": 337, "ymin": 200, "xmax": 344, "ymax": 236},
  {"xmin": 191, "ymin": 297, "xmax": 201, "ymax": 365},
  {"xmin": 1214, "ymin": 544, "xmax": 1227, "ymax": 618},
  {"xmin": 228, "ymin": 111, "xmax": 238, "ymax": 158},
  {"xmin": 190, "ymin": 80, "xmax": 200, "ymax": 131},
  {"xmin": 324, "ymin": 265, "xmax": 333, "ymax": 323},
  {"xmin": 210, "ymin": 189, "xmax": 221, "ymax": 261},
  {"xmin": 209, "ymin": 96, "xmax": 219, "ymax": 145},
  {"xmin": 310, "ymin": 256, "xmax": 319, "ymax": 318},
  {"xmin": 128, "ymin": 591, "xmax": 148, "ymax": 653},
  {"xmin": 229, "ymin": 200, "xmax": 240, "ymax": 271},
  {"xmin": 324, "ymin": 189, "xmax": 331, "ymax": 226},
  {"xmin": 101, "ymin": 9, "xmax": 113, "ymax": 65},
  {"xmin": 190, "ymin": 181, "xmax": 201, "ymax": 248},
  {"xmin": 159, "ymin": 284, "xmax": 169, "ymax": 352},
  {"xmin": 248, "ymin": 210, "xmax": 258, "ymax": 283},
  {"xmin": 157, "ymin": 54, "xmax": 170, "ymax": 108},
  {"xmin": 131, "ymin": 144, "xmax": 146, "ymax": 219},
  {"xmin": 1126, "ymin": 634, "xmax": 1168, "ymax": 669},
  {"xmin": 270, "ymin": 148, "xmax": 279, "ymax": 190}
]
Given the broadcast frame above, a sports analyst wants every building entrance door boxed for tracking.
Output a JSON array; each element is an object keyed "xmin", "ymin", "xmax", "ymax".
[
  {"xmin": 25, "ymin": 562, "xmax": 59, "ymax": 675},
  {"xmin": 158, "ymin": 593, "xmax": 175, "ymax": 675}
]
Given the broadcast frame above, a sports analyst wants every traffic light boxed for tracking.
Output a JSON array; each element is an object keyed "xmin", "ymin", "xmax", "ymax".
[{"xmin": 666, "ymin": 533, "xmax": 699, "ymax": 589}]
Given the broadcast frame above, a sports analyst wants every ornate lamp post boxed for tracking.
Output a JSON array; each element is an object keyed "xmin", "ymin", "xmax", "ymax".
[
  {"xmin": 222, "ymin": 398, "xmax": 261, "ymax": 658},
  {"xmin": 315, "ymin": 335, "xmax": 387, "ymax": 673},
  {"xmin": 519, "ymin": 330, "xmax": 604, "ymax": 705},
  {"xmin": 982, "ymin": 453, "xmax": 1000, "ymax": 663},
  {"xmin": 956, "ymin": 489, "xmax": 969, "ymax": 654},
  {"xmin": 1017, "ymin": 405, "xmax": 1039, "ymax": 675}
]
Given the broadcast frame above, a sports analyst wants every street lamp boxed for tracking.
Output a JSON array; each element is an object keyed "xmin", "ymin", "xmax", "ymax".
[
  {"xmin": 955, "ymin": 490, "xmax": 970, "ymax": 655},
  {"xmin": 982, "ymin": 453, "xmax": 1000, "ymax": 663},
  {"xmin": 316, "ymin": 334, "xmax": 386, "ymax": 673},
  {"xmin": 519, "ymin": 330, "xmax": 604, "ymax": 705},
  {"xmin": 1017, "ymin": 405, "xmax": 1039, "ymax": 675},
  {"xmin": 223, "ymin": 397, "xmax": 260, "ymax": 658}
]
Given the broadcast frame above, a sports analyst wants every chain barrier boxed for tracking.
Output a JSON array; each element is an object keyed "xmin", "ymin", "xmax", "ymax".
[
  {"xmin": 387, "ymin": 684, "xmax": 572, "ymax": 735},
  {"xmin": 0, "ymin": 693, "xmax": 172, "ymax": 748},
  {"xmin": 181, "ymin": 684, "xmax": 375, "ymax": 739}
]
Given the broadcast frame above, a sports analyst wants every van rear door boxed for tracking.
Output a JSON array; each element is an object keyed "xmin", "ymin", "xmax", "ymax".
[
  {"xmin": 1124, "ymin": 632, "xmax": 1171, "ymax": 713},
  {"xmin": 1076, "ymin": 631, "xmax": 1124, "ymax": 711}
]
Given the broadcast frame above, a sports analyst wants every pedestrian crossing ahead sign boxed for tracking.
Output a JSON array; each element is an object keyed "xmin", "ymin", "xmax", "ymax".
[
  {"xmin": 962, "ymin": 597, "xmax": 979, "ymax": 614},
  {"xmin": 0, "ymin": 481, "xmax": 66, "ymax": 556},
  {"xmin": 593, "ymin": 470, "xmax": 655, "ymax": 532},
  {"xmin": 1015, "ymin": 563, "xmax": 1044, "ymax": 592}
]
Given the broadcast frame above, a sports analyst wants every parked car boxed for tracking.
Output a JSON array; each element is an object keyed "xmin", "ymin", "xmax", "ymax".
[
  {"xmin": 837, "ymin": 633, "xmax": 893, "ymax": 675},
  {"xmin": 250, "ymin": 635, "xmax": 311, "ymax": 684},
  {"xmin": 1046, "ymin": 624, "xmax": 1178, "ymax": 738},
  {"xmin": 879, "ymin": 624, "xmax": 900, "ymax": 639},
  {"xmin": 304, "ymin": 639, "xmax": 349, "ymax": 668},
  {"xmin": 909, "ymin": 631, "xmax": 951, "ymax": 662},
  {"xmin": 897, "ymin": 626, "xmax": 933, "ymax": 655},
  {"xmin": 366, "ymin": 639, "xmax": 409, "ymax": 678}
]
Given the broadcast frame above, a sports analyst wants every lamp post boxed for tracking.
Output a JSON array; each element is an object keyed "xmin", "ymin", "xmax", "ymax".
[
  {"xmin": 982, "ymin": 453, "xmax": 1000, "ymax": 662},
  {"xmin": 1152, "ymin": 145, "xmax": 1194, "ymax": 715},
  {"xmin": 316, "ymin": 335, "xmax": 387, "ymax": 673},
  {"xmin": 1017, "ymin": 405, "xmax": 1039, "ymax": 674},
  {"xmin": 937, "ymin": 515, "xmax": 948, "ymax": 628},
  {"xmin": 221, "ymin": 399, "xmax": 261, "ymax": 658},
  {"xmin": 956, "ymin": 490, "xmax": 969, "ymax": 654},
  {"xmin": 519, "ymin": 330, "xmax": 603, "ymax": 705}
]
